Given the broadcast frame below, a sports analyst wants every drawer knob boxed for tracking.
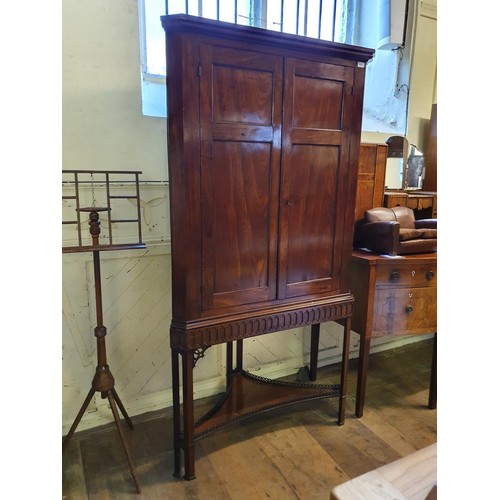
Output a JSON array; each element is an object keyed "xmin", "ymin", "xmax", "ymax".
[
  {"xmin": 426, "ymin": 270, "xmax": 435, "ymax": 280},
  {"xmin": 390, "ymin": 271, "xmax": 400, "ymax": 281},
  {"xmin": 405, "ymin": 305, "xmax": 413, "ymax": 314}
]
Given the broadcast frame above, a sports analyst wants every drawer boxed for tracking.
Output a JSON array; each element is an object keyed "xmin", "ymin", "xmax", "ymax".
[
  {"xmin": 372, "ymin": 287, "xmax": 437, "ymax": 336},
  {"xmin": 407, "ymin": 195, "xmax": 433, "ymax": 210},
  {"xmin": 375, "ymin": 262, "xmax": 437, "ymax": 288},
  {"xmin": 384, "ymin": 194, "xmax": 408, "ymax": 208}
]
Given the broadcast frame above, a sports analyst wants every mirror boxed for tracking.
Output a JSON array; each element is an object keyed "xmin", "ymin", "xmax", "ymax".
[
  {"xmin": 405, "ymin": 144, "xmax": 425, "ymax": 190},
  {"xmin": 385, "ymin": 136, "xmax": 408, "ymax": 189},
  {"xmin": 385, "ymin": 136, "xmax": 425, "ymax": 190}
]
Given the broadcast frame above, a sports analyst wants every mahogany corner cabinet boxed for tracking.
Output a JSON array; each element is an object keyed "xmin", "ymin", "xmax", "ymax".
[{"xmin": 162, "ymin": 14, "xmax": 374, "ymax": 480}]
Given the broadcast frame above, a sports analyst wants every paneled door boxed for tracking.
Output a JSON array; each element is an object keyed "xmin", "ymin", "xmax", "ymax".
[
  {"xmin": 199, "ymin": 43, "xmax": 283, "ymax": 310},
  {"xmin": 278, "ymin": 58, "xmax": 355, "ymax": 299}
]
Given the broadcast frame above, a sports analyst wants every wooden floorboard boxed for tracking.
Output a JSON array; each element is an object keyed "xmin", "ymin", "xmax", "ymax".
[{"xmin": 62, "ymin": 338, "xmax": 437, "ymax": 499}]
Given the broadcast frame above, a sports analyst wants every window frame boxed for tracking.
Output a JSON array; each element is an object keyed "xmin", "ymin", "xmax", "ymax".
[{"xmin": 138, "ymin": 0, "xmax": 412, "ymax": 134}]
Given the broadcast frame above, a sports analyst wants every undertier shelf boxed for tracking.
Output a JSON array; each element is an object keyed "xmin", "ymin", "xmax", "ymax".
[{"xmin": 193, "ymin": 370, "xmax": 340, "ymax": 439}]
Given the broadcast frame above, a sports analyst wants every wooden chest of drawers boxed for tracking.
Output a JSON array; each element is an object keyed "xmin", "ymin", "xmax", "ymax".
[{"xmin": 350, "ymin": 250, "xmax": 437, "ymax": 416}]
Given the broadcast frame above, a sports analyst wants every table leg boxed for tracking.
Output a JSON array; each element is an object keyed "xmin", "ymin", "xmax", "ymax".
[
  {"xmin": 226, "ymin": 341, "xmax": 233, "ymax": 389},
  {"xmin": 236, "ymin": 339, "xmax": 243, "ymax": 372},
  {"xmin": 356, "ymin": 334, "xmax": 371, "ymax": 418},
  {"xmin": 171, "ymin": 348, "xmax": 182, "ymax": 478},
  {"xmin": 182, "ymin": 350, "xmax": 196, "ymax": 480},
  {"xmin": 309, "ymin": 323, "xmax": 320, "ymax": 381},
  {"xmin": 428, "ymin": 332, "xmax": 437, "ymax": 409},
  {"xmin": 338, "ymin": 317, "xmax": 351, "ymax": 426}
]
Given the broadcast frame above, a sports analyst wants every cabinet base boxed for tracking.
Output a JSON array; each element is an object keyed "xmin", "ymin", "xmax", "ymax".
[
  {"xmin": 194, "ymin": 370, "xmax": 341, "ymax": 439},
  {"xmin": 172, "ymin": 318, "xmax": 352, "ymax": 480}
]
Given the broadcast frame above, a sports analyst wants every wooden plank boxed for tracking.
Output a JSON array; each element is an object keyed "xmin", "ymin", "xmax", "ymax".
[
  {"xmin": 201, "ymin": 427, "xmax": 300, "ymax": 499},
  {"xmin": 331, "ymin": 443, "xmax": 436, "ymax": 500},
  {"xmin": 332, "ymin": 470, "xmax": 407, "ymax": 499},
  {"xmin": 304, "ymin": 402, "xmax": 403, "ymax": 478},
  {"xmin": 62, "ymin": 439, "xmax": 88, "ymax": 500},
  {"xmin": 254, "ymin": 424, "xmax": 351, "ymax": 498}
]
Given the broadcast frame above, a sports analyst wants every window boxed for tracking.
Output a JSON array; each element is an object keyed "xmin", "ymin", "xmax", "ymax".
[{"xmin": 138, "ymin": 0, "xmax": 411, "ymax": 134}]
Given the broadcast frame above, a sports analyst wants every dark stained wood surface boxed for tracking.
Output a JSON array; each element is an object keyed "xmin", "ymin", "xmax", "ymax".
[
  {"xmin": 165, "ymin": 13, "xmax": 372, "ymax": 327},
  {"xmin": 424, "ymin": 103, "xmax": 437, "ymax": 192},
  {"xmin": 279, "ymin": 57, "xmax": 353, "ymax": 299},
  {"xmin": 199, "ymin": 43, "xmax": 282, "ymax": 310},
  {"xmin": 354, "ymin": 144, "xmax": 388, "ymax": 223},
  {"xmin": 62, "ymin": 339, "xmax": 437, "ymax": 499}
]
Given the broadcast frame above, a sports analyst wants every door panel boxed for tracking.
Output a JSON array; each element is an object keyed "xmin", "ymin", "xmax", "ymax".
[
  {"xmin": 279, "ymin": 57, "xmax": 354, "ymax": 299},
  {"xmin": 285, "ymin": 144, "xmax": 338, "ymax": 286},
  {"xmin": 199, "ymin": 43, "xmax": 283, "ymax": 310},
  {"xmin": 211, "ymin": 142, "xmax": 273, "ymax": 301},
  {"xmin": 292, "ymin": 76, "xmax": 344, "ymax": 130},
  {"xmin": 212, "ymin": 65, "xmax": 274, "ymax": 125}
]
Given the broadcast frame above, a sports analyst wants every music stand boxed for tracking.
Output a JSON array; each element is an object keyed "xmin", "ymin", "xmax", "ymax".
[{"xmin": 62, "ymin": 170, "xmax": 146, "ymax": 493}]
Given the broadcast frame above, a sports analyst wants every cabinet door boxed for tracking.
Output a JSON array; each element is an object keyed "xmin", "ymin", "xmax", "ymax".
[
  {"xmin": 278, "ymin": 58, "xmax": 355, "ymax": 299},
  {"xmin": 199, "ymin": 43, "xmax": 283, "ymax": 310}
]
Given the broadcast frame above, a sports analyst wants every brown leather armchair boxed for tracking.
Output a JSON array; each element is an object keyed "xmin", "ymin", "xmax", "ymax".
[{"xmin": 354, "ymin": 206, "xmax": 437, "ymax": 256}]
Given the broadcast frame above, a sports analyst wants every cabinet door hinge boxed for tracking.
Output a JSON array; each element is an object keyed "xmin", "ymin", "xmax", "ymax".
[{"xmin": 198, "ymin": 65, "xmax": 202, "ymax": 77}]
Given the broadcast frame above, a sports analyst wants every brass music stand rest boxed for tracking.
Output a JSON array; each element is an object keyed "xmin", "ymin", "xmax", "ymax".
[{"xmin": 62, "ymin": 170, "xmax": 146, "ymax": 494}]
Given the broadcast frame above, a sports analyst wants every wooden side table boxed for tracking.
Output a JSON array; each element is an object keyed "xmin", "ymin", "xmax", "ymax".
[{"xmin": 350, "ymin": 250, "xmax": 437, "ymax": 417}]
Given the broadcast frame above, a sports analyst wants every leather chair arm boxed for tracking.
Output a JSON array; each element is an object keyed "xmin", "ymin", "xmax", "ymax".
[
  {"xmin": 415, "ymin": 219, "xmax": 437, "ymax": 229},
  {"xmin": 361, "ymin": 221, "xmax": 400, "ymax": 255}
]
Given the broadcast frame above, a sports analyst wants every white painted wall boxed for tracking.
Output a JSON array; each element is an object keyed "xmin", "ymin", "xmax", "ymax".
[
  {"xmin": 62, "ymin": 0, "xmax": 437, "ymax": 433},
  {"xmin": 62, "ymin": 0, "xmax": 166, "ymax": 180},
  {"xmin": 361, "ymin": 0, "xmax": 437, "ymax": 152}
]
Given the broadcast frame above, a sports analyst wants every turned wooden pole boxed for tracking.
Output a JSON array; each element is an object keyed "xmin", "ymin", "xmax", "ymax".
[{"xmin": 62, "ymin": 209, "xmax": 140, "ymax": 493}]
